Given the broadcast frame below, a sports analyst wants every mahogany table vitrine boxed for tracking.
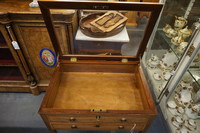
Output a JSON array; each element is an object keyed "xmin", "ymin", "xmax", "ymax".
[{"xmin": 38, "ymin": 1, "xmax": 163, "ymax": 133}]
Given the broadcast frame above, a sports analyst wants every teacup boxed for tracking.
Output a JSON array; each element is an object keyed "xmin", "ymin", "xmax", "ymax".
[
  {"xmin": 182, "ymin": 72, "xmax": 193, "ymax": 84},
  {"xmin": 188, "ymin": 119, "xmax": 196, "ymax": 127},
  {"xmin": 163, "ymin": 24, "xmax": 172, "ymax": 33},
  {"xmin": 171, "ymin": 35, "xmax": 184, "ymax": 46},
  {"xmin": 166, "ymin": 28, "xmax": 177, "ymax": 38},
  {"xmin": 176, "ymin": 106, "xmax": 185, "ymax": 115},
  {"xmin": 174, "ymin": 16, "xmax": 187, "ymax": 30},
  {"xmin": 185, "ymin": 104, "xmax": 200, "ymax": 119},
  {"xmin": 178, "ymin": 26, "xmax": 192, "ymax": 39},
  {"xmin": 172, "ymin": 116, "xmax": 184, "ymax": 129},
  {"xmin": 176, "ymin": 42, "xmax": 188, "ymax": 55},
  {"xmin": 147, "ymin": 54, "xmax": 160, "ymax": 69},
  {"xmin": 184, "ymin": 119, "xmax": 197, "ymax": 131}
]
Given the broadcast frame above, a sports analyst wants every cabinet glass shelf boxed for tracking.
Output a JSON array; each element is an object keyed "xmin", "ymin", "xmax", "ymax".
[{"xmin": 157, "ymin": 29, "xmax": 190, "ymax": 59}]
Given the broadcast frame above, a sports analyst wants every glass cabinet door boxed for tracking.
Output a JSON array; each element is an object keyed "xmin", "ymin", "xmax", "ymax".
[
  {"xmin": 0, "ymin": 30, "xmax": 24, "ymax": 81},
  {"xmin": 143, "ymin": 0, "xmax": 200, "ymax": 102},
  {"xmin": 165, "ymin": 50, "xmax": 200, "ymax": 133}
]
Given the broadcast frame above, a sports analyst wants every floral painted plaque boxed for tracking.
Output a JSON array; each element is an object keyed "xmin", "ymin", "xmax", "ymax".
[{"xmin": 40, "ymin": 48, "xmax": 57, "ymax": 67}]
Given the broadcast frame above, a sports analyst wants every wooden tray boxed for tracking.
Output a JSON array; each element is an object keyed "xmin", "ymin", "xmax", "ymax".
[{"xmin": 80, "ymin": 13, "xmax": 126, "ymax": 38}]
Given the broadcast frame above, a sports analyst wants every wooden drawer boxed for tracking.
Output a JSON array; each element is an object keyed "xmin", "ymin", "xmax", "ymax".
[
  {"xmin": 101, "ymin": 115, "xmax": 148, "ymax": 123},
  {"xmin": 50, "ymin": 122, "xmax": 145, "ymax": 131},
  {"xmin": 47, "ymin": 115, "xmax": 148, "ymax": 123},
  {"xmin": 47, "ymin": 115, "xmax": 96, "ymax": 123}
]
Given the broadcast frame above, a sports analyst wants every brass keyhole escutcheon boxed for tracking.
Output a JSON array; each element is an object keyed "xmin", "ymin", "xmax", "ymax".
[{"xmin": 96, "ymin": 115, "xmax": 101, "ymax": 121}]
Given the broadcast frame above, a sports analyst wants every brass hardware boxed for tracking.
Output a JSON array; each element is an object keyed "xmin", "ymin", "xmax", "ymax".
[
  {"xmin": 96, "ymin": 125, "xmax": 100, "ymax": 127},
  {"xmin": 70, "ymin": 57, "xmax": 77, "ymax": 62},
  {"xmin": 121, "ymin": 58, "xmax": 128, "ymax": 63},
  {"xmin": 164, "ymin": 89, "xmax": 169, "ymax": 97},
  {"xmin": 71, "ymin": 125, "xmax": 77, "ymax": 129},
  {"xmin": 186, "ymin": 45, "xmax": 195, "ymax": 57},
  {"xmin": 96, "ymin": 115, "xmax": 101, "ymax": 121},
  {"xmin": 69, "ymin": 117, "xmax": 76, "ymax": 122},
  {"xmin": 91, "ymin": 109, "xmax": 107, "ymax": 113},
  {"xmin": 120, "ymin": 118, "xmax": 127, "ymax": 122},
  {"xmin": 93, "ymin": 6, "xmax": 109, "ymax": 10},
  {"xmin": 118, "ymin": 126, "xmax": 124, "ymax": 129}
]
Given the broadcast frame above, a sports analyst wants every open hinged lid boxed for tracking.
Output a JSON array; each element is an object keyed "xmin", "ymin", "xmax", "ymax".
[{"xmin": 38, "ymin": 0, "xmax": 163, "ymax": 62}]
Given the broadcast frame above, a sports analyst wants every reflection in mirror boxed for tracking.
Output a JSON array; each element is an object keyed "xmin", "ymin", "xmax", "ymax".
[{"xmin": 50, "ymin": 9, "xmax": 150, "ymax": 56}]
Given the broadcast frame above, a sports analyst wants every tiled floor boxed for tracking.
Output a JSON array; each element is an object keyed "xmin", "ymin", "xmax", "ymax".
[{"xmin": 0, "ymin": 92, "xmax": 168, "ymax": 133}]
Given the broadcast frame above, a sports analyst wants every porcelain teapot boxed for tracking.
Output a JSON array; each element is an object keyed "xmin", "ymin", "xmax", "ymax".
[{"xmin": 174, "ymin": 16, "xmax": 187, "ymax": 30}]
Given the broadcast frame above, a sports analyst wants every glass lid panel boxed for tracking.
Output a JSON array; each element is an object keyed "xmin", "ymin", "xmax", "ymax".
[
  {"xmin": 51, "ymin": 9, "xmax": 150, "ymax": 56},
  {"xmin": 39, "ymin": 0, "xmax": 163, "ymax": 58}
]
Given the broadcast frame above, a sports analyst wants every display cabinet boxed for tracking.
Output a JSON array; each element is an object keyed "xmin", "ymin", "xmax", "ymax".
[
  {"xmin": 142, "ymin": 0, "xmax": 200, "ymax": 102},
  {"xmin": 142, "ymin": 0, "xmax": 200, "ymax": 132},
  {"xmin": 164, "ymin": 22, "xmax": 200, "ymax": 133},
  {"xmin": 0, "ymin": 23, "xmax": 38, "ymax": 94},
  {"xmin": 0, "ymin": 0, "xmax": 77, "ymax": 93}
]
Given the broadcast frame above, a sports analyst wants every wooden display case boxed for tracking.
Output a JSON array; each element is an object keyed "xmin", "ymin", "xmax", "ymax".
[
  {"xmin": 38, "ymin": 0, "xmax": 163, "ymax": 132},
  {"xmin": 0, "ymin": 0, "xmax": 77, "ymax": 94}
]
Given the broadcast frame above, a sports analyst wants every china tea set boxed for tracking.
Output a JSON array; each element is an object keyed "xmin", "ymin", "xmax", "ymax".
[
  {"xmin": 147, "ymin": 50, "xmax": 178, "ymax": 71},
  {"xmin": 166, "ymin": 81, "xmax": 200, "ymax": 132},
  {"xmin": 146, "ymin": 52, "xmax": 177, "ymax": 92},
  {"xmin": 163, "ymin": 16, "xmax": 192, "ymax": 55}
]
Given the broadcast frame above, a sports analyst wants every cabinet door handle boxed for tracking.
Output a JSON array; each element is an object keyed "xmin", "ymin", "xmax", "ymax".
[
  {"xmin": 130, "ymin": 123, "xmax": 136, "ymax": 133},
  {"xmin": 118, "ymin": 126, "xmax": 124, "ymax": 129},
  {"xmin": 69, "ymin": 117, "xmax": 76, "ymax": 122},
  {"xmin": 71, "ymin": 125, "xmax": 77, "ymax": 129},
  {"xmin": 120, "ymin": 118, "xmax": 127, "ymax": 122}
]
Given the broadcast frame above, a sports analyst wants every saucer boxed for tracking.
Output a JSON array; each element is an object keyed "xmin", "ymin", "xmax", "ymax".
[
  {"xmin": 176, "ymin": 127, "xmax": 190, "ymax": 133},
  {"xmin": 184, "ymin": 119, "xmax": 197, "ymax": 131},
  {"xmin": 153, "ymin": 72, "xmax": 162, "ymax": 81},
  {"xmin": 167, "ymin": 100, "xmax": 177, "ymax": 109},
  {"xmin": 171, "ymin": 116, "xmax": 184, "ymax": 129}
]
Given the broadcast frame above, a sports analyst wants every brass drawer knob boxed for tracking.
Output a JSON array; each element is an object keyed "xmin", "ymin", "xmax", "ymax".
[
  {"xmin": 96, "ymin": 125, "xmax": 100, "ymax": 127},
  {"xmin": 118, "ymin": 126, "xmax": 124, "ymax": 129},
  {"xmin": 120, "ymin": 118, "xmax": 127, "ymax": 122},
  {"xmin": 69, "ymin": 117, "xmax": 76, "ymax": 122},
  {"xmin": 71, "ymin": 125, "xmax": 77, "ymax": 129}
]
